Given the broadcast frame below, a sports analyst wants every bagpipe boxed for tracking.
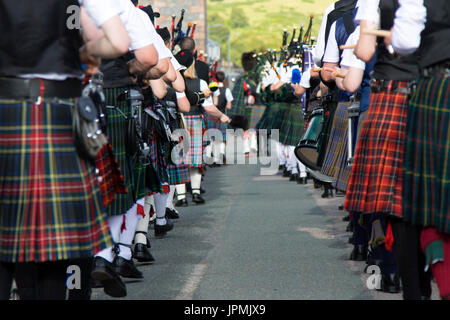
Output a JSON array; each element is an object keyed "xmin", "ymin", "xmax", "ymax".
[{"xmin": 170, "ymin": 9, "xmax": 198, "ymax": 52}]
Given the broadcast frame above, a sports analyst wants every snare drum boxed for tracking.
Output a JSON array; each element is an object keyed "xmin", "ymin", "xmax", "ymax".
[{"xmin": 295, "ymin": 108, "xmax": 323, "ymax": 171}]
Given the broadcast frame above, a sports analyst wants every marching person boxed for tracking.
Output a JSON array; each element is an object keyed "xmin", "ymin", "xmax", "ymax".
[
  {"xmin": 0, "ymin": 0, "xmax": 133, "ymax": 300},
  {"xmin": 390, "ymin": 0, "xmax": 450, "ymax": 300}
]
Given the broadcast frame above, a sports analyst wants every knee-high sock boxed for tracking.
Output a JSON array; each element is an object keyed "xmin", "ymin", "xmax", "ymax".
[
  {"xmin": 118, "ymin": 204, "xmax": 140, "ymax": 260},
  {"xmin": 134, "ymin": 196, "xmax": 152, "ymax": 245},
  {"xmin": 190, "ymin": 167, "xmax": 202, "ymax": 194},
  {"xmin": 166, "ymin": 185, "xmax": 177, "ymax": 210},
  {"xmin": 287, "ymin": 146, "xmax": 298, "ymax": 174},
  {"xmin": 155, "ymin": 192, "xmax": 169, "ymax": 226},
  {"xmin": 219, "ymin": 141, "xmax": 226, "ymax": 156},
  {"xmin": 213, "ymin": 140, "xmax": 222, "ymax": 163},
  {"xmin": 277, "ymin": 142, "xmax": 286, "ymax": 166},
  {"xmin": 96, "ymin": 214, "xmax": 125, "ymax": 262},
  {"xmin": 205, "ymin": 143, "xmax": 213, "ymax": 159},
  {"xmin": 176, "ymin": 184, "xmax": 187, "ymax": 200},
  {"xmin": 297, "ymin": 158, "xmax": 307, "ymax": 178}
]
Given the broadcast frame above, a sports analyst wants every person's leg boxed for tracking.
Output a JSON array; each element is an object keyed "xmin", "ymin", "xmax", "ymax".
[
  {"xmin": 133, "ymin": 196, "xmax": 155, "ymax": 263},
  {"xmin": 0, "ymin": 262, "xmax": 15, "ymax": 300},
  {"xmin": 68, "ymin": 258, "xmax": 94, "ymax": 300},
  {"xmin": 190, "ymin": 167, "xmax": 205, "ymax": 204},
  {"xmin": 349, "ymin": 212, "xmax": 368, "ymax": 261},
  {"xmin": 96, "ymin": 214, "xmax": 123, "ymax": 263},
  {"xmin": 154, "ymin": 192, "xmax": 173, "ymax": 237},
  {"xmin": 35, "ymin": 261, "xmax": 69, "ymax": 300}
]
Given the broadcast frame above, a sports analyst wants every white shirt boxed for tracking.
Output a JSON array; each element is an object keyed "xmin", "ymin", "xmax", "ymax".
[
  {"xmin": 313, "ymin": 2, "xmax": 336, "ymax": 66},
  {"xmin": 299, "ymin": 69, "xmax": 312, "ymax": 89},
  {"xmin": 213, "ymin": 83, "xmax": 234, "ymax": 102},
  {"xmin": 391, "ymin": 0, "xmax": 426, "ymax": 55},
  {"xmin": 323, "ymin": 1, "xmax": 362, "ymax": 64},
  {"xmin": 134, "ymin": 7, "xmax": 170, "ymax": 57},
  {"xmin": 340, "ymin": 26, "xmax": 366, "ymax": 70},
  {"xmin": 354, "ymin": 0, "xmax": 380, "ymax": 26},
  {"xmin": 200, "ymin": 79, "xmax": 213, "ymax": 107}
]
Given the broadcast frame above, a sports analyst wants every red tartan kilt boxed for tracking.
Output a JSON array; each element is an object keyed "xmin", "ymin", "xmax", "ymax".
[
  {"xmin": 0, "ymin": 100, "xmax": 112, "ymax": 263},
  {"xmin": 344, "ymin": 85, "xmax": 409, "ymax": 217}
]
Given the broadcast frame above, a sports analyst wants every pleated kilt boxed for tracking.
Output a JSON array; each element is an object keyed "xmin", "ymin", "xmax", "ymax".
[
  {"xmin": 402, "ymin": 73, "xmax": 450, "ymax": 234},
  {"xmin": 0, "ymin": 99, "xmax": 112, "ymax": 263},
  {"xmin": 206, "ymin": 113, "xmax": 227, "ymax": 140},
  {"xmin": 248, "ymin": 105, "xmax": 267, "ymax": 129},
  {"xmin": 321, "ymin": 102, "xmax": 349, "ymax": 178},
  {"xmin": 167, "ymin": 163, "xmax": 190, "ymax": 185},
  {"xmin": 104, "ymin": 87, "xmax": 135, "ymax": 216},
  {"xmin": 333, "ymin": 109, "xmax": 368, "ymax": 192},
  {"xmin": 255, "ymin": 104, "xmax": 272, "ymax": 130},
  {"xmin": 279, "ymin": 102, "xmax": 305, "ymax": 146},
  {"xmin": 344, "ymin": 82, "xmax": 409, "ymax": 217},
  {"xmin": 183, "ymin": 114, "xmax": 205, "ymax": 168}
]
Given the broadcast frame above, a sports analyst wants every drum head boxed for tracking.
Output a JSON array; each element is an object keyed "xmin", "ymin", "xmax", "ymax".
[{"xmin": 295, "ymin": 145, "xmax": 320, "ymax": 171}]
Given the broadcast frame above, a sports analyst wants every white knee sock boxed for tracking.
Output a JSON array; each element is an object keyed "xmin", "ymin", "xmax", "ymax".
[
  {"xmin": 96, "ymin": 214, "xmax": 126, "ymax": 262},
  {"xmin": 249, "ymin": 131, "xmax": 258, "ymax": 153},
  {"xmin": 155, "ymin": 192, "xmax": 169, "ymax": 226},
  {"xmin": 176, "ymin": 184, "xmax": 187, "ymax": 200},
  {"xmin": 190, "ymin": 168, "xmax": 202, "ymax": 194},
  {"xmin": 288, "ymin": 146, "xmax": 298, "ymax": 174},
  {"xmin": 118, "ymin": 204, "xmax": 140, "ymax": 260},
  {"xmin": 277, "ymin": 142, "xmax": 286, "ymax": 166},
  {"xmin": 297, "ymin": 159, "xmax": 307, "ymax": 178},
  {"xmin": 166, "ymin": 185, "xmax": 177, "ymax": 210},
  {"xmin": 134, "ymin": 196, "xmax": 151, "ymax": 245}
]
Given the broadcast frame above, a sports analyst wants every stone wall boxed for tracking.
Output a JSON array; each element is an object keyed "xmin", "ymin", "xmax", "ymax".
[{"xmin": 140, "ymin": 0, "xmax": 207, "ymax": 52}]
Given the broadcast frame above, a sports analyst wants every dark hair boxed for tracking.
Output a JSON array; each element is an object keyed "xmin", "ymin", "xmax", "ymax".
[
  {"xmin": 241, "ymin": 52, "xmax": 255, "ymax": 72},
  {"xmin": 156, "ymin": 27, "xmax": 171, "ymax": 43},
  {"xmin": 179, "ymin": 37, "xmax": 196, "ymax": 52},
  {"xmin": 130, "ymin": 0, "xmax": 138, "ymax": 6},
  {"xmin": 216, "ymin": 71, "xmax": 225, "ymax": 83}
]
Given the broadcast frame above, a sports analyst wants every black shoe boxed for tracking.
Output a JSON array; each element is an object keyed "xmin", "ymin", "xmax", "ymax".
[
  {"xmin": 346, "ymin": 220, "xmax": 354, "ymax": 232},
  {"xmin": 91, "ymin": 257, "xmax": 127, "ymax": 298},
  {"xmin": 342, "ymin": 214, "xmax": 350, "ymax": 221},
  {"xmin": 133, "ymin": 243, "xmax": 155, "ymax": 263},
  {"xmin": 282, "ymin": 169, "xmax": 291, "ymax": 178},
  {"xmin": 192, "ymin": 193, "xmax": 205, "ymax": 204},
  {"xmin": 348, "ymin": 236, "xmax": 354, "ymax": 244},
  {"xmin": 297, "ymin": 177, "xmax": 307, "ymax": 184},
  {"xmin": 200, "ymin": 187, "xmax": 206, "ymax": 194},
  {"xmin": 278, "ymin": 164, "xmax": 285, "ymax": 171},
  {"xmin": 114, "ymin": 256, "xmax": 143, "ymax": 279},
  {"xmin": 166, "ymin": 207, "xmax": 179, "ymax": 219},
  {"xmin": 290, "ymin": 173, "xmax": 298, "ymax": 182},
  {"xmin": 349, "ymin": 245, "xmax": 368, "ymax": 261},
  {"xmin": 378, "ymin": 273, "xmax": 401, "ymax": 294},
  {"xmin": 321, "ymin": 187, "xmax": 334, "ymax": 198},
  {"xmin": 154, "ymin": 219, "xmax": 174, "ymax": 237},
  {"xmin": 339, "ymin": 205, "xmax": 345, "ymax": 211},
  {"xmin": 175, "ymin": 197, "xmax": 188, "ymax": 207}
]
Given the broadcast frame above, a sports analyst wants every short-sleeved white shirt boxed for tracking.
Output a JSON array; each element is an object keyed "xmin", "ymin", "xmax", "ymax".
[
  {"xmin": 340, "ymin": 27, "xmax": 366, "ymax": 70},
  {"xmin": 213, "ymin": 83, "xmax": 234, "ymax": 102},
  {"xmin": 200, "ymin": 79, "xmax": 213, "ymax": 107},
  {"xmin": 299, "ymin": 69, "xmax": 312, "ymax": 89}
]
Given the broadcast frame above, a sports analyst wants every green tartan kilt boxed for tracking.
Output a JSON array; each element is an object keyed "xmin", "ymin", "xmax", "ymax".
[
  {"xmin": 104, "ymin": 87, "xmax": 135, "ymax": 217},
  {"xmin": 279, "ymin": 102, "xmax": 305, "ymax": 146},
  {"xmin": 402, "ymin": 73, "xmax": 450, "ymax": 234}
]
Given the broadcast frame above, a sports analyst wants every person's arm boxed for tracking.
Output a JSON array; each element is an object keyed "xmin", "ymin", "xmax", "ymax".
[
  {"xmin": 354, "ymin": 20, "xmax": 378, "ymax": 62},
  {"xmin": 149, "ymin": 78, "xmax": 168, "ymax": 99},
  {"xmin": 270, "ymin": 80, "xmax": 285, "ymax": 93},
  {"xmin": 144, "ymin": 57, "xmax": 170, "ymax": 79},
  {"xmin": 162, "ymin": 58, "xmax": 178, "ymax": 84},
  {"xmin": 203, "ymin": 104, "xmax": 231, "ymax": 123},
  {"xmin": 391, "ymin": 0, "xmax": 426, "ymax": 55},
  {"xmin": 80, "ymin": 8, "xmax": 130, "ymax": 58},
  {"xmin": 321, "ymin": 23, "xmax": 340, "ymax": 82},
  {"xmin": 176, "ymin": 92, "xmax": 190, "ymax": 113},
  {"xmin": 171, "ymin": 70, "xmax": 186, "ymax": 93}
]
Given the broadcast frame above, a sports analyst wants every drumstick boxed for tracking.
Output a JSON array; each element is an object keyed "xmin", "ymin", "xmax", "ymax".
[
  {"xmin": 361, "ymin": 29, "xmax": 391, "ymax": 37},
  {"xmin": 334, "ymin": 72, "xmax": 346, "ymax": 79},
  {"xmin": 312, "ymin": 68, "xmax": 322, "ymax": 72},
  {"xmin": 340, "ymin": 45, "xmax": 356, "ymax": 50}
]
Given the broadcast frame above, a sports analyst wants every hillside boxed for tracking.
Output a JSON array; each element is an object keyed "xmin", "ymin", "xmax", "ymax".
[{"xmin": 207, "ymin": 0, "xmax": 334, "ymax": 67}]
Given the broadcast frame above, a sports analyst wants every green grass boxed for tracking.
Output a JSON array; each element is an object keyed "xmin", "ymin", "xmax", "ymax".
[{"xmin": 207, "ymin": 0, "xmax": 334, "ymax": 67}]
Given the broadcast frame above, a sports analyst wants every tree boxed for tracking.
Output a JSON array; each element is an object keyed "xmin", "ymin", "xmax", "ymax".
[{"xmin": 230, "ymin": 7, "xmax": 249, "ymax": 29}]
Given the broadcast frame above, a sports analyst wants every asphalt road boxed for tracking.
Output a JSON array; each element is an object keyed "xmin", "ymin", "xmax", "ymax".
[{"xmin": 92, "ymin": 162, "xmax": 438, "ymax": 300}]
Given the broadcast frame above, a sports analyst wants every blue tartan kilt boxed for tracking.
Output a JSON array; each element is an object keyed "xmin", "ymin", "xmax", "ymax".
[{"xmin": 0, "ymin": 99, "xmax": 112, "ymax": 263}]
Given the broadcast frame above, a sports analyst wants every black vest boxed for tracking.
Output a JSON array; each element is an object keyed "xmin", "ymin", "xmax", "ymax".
[
  {"xmin": 419, "ymin": 0, "xmax": 450, "ymax": 68},
  {"xmin": 217, "ymin": 87, "xmax": 227, "ymax": 113},
  {"xmin": 373, "ymin": 0, "xmax": 419, "ymax": 81},
  {"xmin": 0, "ymin": 0, "xmax": 83, "ymax": 78},
  {"xmin": 184, "ymin": 77, "xmax": 203, "ymax": 115},
  {"xmin": 100, "ymin": 53, "xmax": 135, "ymax": 89}
]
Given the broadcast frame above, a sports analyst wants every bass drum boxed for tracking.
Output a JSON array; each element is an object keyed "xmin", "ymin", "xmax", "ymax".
[{"xmin": 294, "ymin": 108, "xmax": 333, "ymax": 183}]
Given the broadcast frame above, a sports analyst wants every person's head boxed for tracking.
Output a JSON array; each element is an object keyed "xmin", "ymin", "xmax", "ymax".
[
  {"xmin": 175, "ymin": 49, "xmax": 196, "ymax": 78},
  {"xmin": 241, "ymin": 52, "xmax": 255, "ymax": 72},
  {"xmin": 216, "ymin": 71, "xmax": 225, "ymax": 83},
  {"xmin": 130, "ymin": 0, "xmax": 138, "ymax": 7},
  {"xmin": 179, "ymin": 37, "xmax": 196, "ymax": 54}
]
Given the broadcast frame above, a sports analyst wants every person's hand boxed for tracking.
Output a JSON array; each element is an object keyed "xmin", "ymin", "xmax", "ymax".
[
  {"xmin": 80, "ymin": 44, "xmax": 101, "ymax": 76},
  {"xmin": 219, "ymin": 114, "xmax": 231, "ymax": 124},
  {"xmin": 291, "ymin": 83, "xmax": 304, "ymax": 97},
  {"xmin": 202, "ymin": 88, "xmax": 212, "ymax": 98}
]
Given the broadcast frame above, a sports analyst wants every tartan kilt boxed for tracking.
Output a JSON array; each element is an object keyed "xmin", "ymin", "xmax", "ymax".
[
  {"xmin": 270, "ymin": 102, "xmax": 289, "ymax": 131},
  {"xmin": 333, "ymin": 109, "xmax": 368, "ymax": 192},
  {"xmin": 279, "ymin": 102, "xmax": 305, "ymax": 146},
  {"xmin": 103, "ymin": 87, "xmax": 135, "ymax": 217},
  {"xmin": 249, "ymin": 105, "xmax": 267, "ymax": 129},
  {"xmin": 0, "ymin": 99, "xmax": 112, "ymax": 263},
  {"xmin": 344, "ymin": 84, "xmax": 409, "ymax": 218},
  {"xmin": 183, "ymin": 114, "xmax": 206, "ymax": 168},
  {"xmin": 321, "ymin": 102, "xmax": 349, "ymax": 178},
  {"xmin": 168, "ymin": 163, "xmax": 191, "ymax": 185},
  {"xmin": 256, "ymin": 104, "xmax": 273, "ymax": 130},
  {"xmin": 402, "ymin": 73, "xmax": 450, "ymax": 234}
]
